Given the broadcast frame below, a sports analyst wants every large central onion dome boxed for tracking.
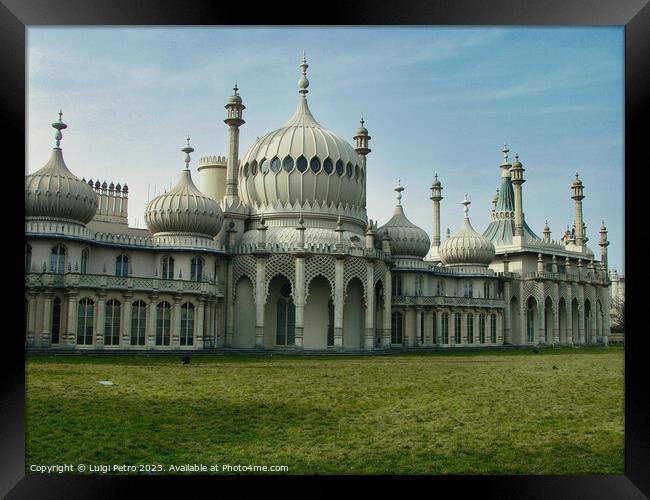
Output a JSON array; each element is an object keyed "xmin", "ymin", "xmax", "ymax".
[
  {"xmin": 238, "ymin": 54, "xmax": 364, "ymax": 212},
  {"xmin": 377, "ymin": 180, "xmax": 431, "ymax": 258},
  {"xmin": 25, "ymin": 112, "xmax": 98, "ymax": 225},
  {"xmin": 145, "ymin": 138, "xmax": 223, "ymax": 238},
  {"xmin": 440, "ymin": 194, "xmax": 496, "ymax": 267}
]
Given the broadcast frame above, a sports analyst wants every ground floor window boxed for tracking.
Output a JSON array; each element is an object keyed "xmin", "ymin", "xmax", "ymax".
[
  {"xmin": 432, "ymin": 312, "xmax": 437, "ymax": 344},
  {"xmin": 327, "ymin": 300, "xmax": 334, "ymax": 346},
  {"xmin": 391, "ymin": 311, "xmax": 403, "ymax": 344},
  {"xmin": 479, "ymin": 313, "xmax": 486, "ymax": 344},
  {"xmin": 490, "ymin": 314, "xmax": 497, "ymax": 343},
  {"xmin": 51, "ymin": 297, "xmax": 62, "ymax": 344},
  {"xmin": 420, "ymin": 313, "xmax": 424, "ymax": 344},
  {"xmin": 131, "ymin": 300, "xmax": 147, "ymax": 346},
  {"xmin": 454, "ymin": 313, "xmax": 461, "ymax": 344},
  {"xmin": 527, "ymin": 303, "xmax": 535, "ymax": 343},
  {"xmin": 276, "ymin": 284, "xmax": 296, "ymax": 346},
  {"xmin": 180, "ymin": 303, "xmax": 195, "ymax": 346},
  {"xmin": 77, "ymin": 298, "xmax": 94, "ymax": 345},
  {"xmin": 156, "ymin": 302, "xmax": 171, "ymax": 346},
  {"xmin": 104, "ymin": 299, "xmax": 121, "ymax": 346},
  {"xmin": 467, "ymin": 313, "xmax": 474, "ymax": 344},
  {"xmin": 441, "ymin": 313, "xmax": 449, "ymax": 344}
]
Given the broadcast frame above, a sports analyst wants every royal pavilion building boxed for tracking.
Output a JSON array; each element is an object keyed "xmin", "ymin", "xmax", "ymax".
[{"xmin": 24, "ymin": 55, "xmax": 612, "ymax": 352}]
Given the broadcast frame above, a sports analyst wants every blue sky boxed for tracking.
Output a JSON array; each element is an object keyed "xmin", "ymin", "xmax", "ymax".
[{"xmin": 27, "ymin": 27, "xmax": 624, "ymax": 272}]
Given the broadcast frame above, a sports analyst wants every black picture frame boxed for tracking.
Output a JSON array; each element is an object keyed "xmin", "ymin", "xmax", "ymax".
[{"xmin": 3, "ymin": 0, "xmax": 646, "ymax": 497}]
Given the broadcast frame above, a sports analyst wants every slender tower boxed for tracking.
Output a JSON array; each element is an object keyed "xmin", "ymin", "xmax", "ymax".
[
  {"xmin": 224, "ymin": 82, "xmax": 245, "ymax": 204},
  {"xmin": 571, "ymin": 172, "xmax": 586, "ymax": 247},
  {"xmin": 430, "ymin": 173, "xmax": 443, "ymax": 255},
  {"xmin": 543, "ymin": 220, "xmax": 551, "ymax": 242},
  {"xmin": 510, "ymin": 151, "xmax": 525, "ymax": 241},
  {"xmin": 599, "ymin": 220, "xmax": 609, "ymax": 268},
  {"xmin": 353, "ymin": 115, "xmax": 371, "ymax": 209}
]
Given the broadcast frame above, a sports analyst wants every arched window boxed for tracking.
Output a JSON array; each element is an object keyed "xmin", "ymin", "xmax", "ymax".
[
  {"xmin": 180, "ymin": 303, "xmax": 195, "ymax": 346},
  {"xmin": 25, "ymin": 244, "xmax": 32, "ymax": 273},
  {"xmin": 441, "ymin": 312, "xmax": 449, "ymax": 344},
  {"xmin": 420, "ymin": 312, "xmax": 425, "ymax": 344},
  {"xmin": 323, "ymin": 158, "xmax": 333, "ymax": 175},
  {"xmin": 131, "ymin": 300, "xmax": 147, "ymax": 346},
  {"xmin": 335, "ymin": 160, "xmax": 344, "ymax": 176},
  {"xmin": 484, "ymin": 282, "xmax": 490, "ymax": 299},
  {"xmin": 346, "ymin": 162, "xmax": 353, "ymax": 178},
  {"xmin": 161, "ymin": 256, "xmax": 175, "ymax": 280},
  {"xmin": 51, "ymin": 297, "xmax": 62, "ymax": 344},
  {"xmin": 191, "ymin": 256, "xmax": 204, "ymax": 282},
  {"xmin": 296, "ymin": 155, "xmax": 308, "ymax": 173},
  {"xmin": 463, "ymin": 282, "xmax": 473, "ymax": 298},
  {"xmin": 115, "ymin": 254, "xmax": 129, "ymax": 277},
  {"xmin": 432, "ymin": 312, "xmax": 437, "ymax": 344},
  {"xmin": 436, "ymin": 281, "xmax": 445, "ymax": 296},
  {"xmin": 327, "ymin": 299, "xmax": 335, "ymax": 346},
  {"xmin": 527, "ymin": 299, "xmax": 536, "ymax": 343},
  {"xmin": 490, "ymin": 313, "xmax": 497, "ymax": 343},
  {"xmin": 77, "ymin": 298, "xmax": 94, "ymax": 345},
  {"xmin": 270, "ymin": 156, "xmax": 281, "ymax": 173},
  {"xmin": 282, "ymin": 156, "xmax": 294, "ymax": 172},
  {"xmin": 479, "ymin": 313, "xmax": 486, "ymax": 344},
  {"xmin": 104, "ymin": 299, "xmax": 121, "ymax": 346},
  {"xmin": 276, "ymin": 283, "xmax": 296, "ymax": 346},
  {"xmin": 310, "ymin": 156, "xmax": 321, "ymax": 173},
  {"xmin": 243, "ymin": 163, "xmax": 249, "ymax": 177},
  {"xmin": 260, "ymin": 158, "xmax": 269, "ymax": 174},
  {"xmin": 467, "ymin": 313, "xmax": 474, "ymax": 343},
  {"xmin": 391, "ymin": 311, "xmax": 403, "ymax": 344},
  {"xmin": 156, "ymin": 302, "xmax": 171, "ymax": 346},
  {"xmin": 392, "ymin": 275, "xmax": 402, "ymax": 296},
  {"xmin": 415, "ymin": 275, "xmax": 423, "ymax": 296},
  {"xmin": 50, "ymin": 245, "xmax": 66, "ymax": 274},
  {"xmin": 355, "ymin": 164, "xmax": 360, "ymax": 180},
  {"xmin": 251, "ymin": 160, "xmax": 258, "ymax": 175},
  {"xmin": 80, "ymin": 248, "xmax": 89, "ymax": 274},
  {"xmin": 454, "ymin": 313, "xmax": 462, "ymax": 344}
]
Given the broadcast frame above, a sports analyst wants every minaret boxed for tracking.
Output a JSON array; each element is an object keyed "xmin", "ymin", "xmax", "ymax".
[
  {"xmin": 571, "ymin": 172, "xmax": 586, "ymax": 247},
  {"xmin": 430, "ymin": 173, "xmax": 443, "ymax": 255},
  {"xmin": 543, "ymin": 220, "xmax": 551, "ymax": 242},
  {"xmin": 53, "ymin": 109, "xmax": 67, "ymax": 148},
  {"xmin": 353, "ymin": 115, "xmax": 371, "ymax": 209},
  {"xmin": 224, "ymin": 81, "xmax": 245, "ymax": 204},
  {"xmin": 599, "ymin": 220, "xmax": 609, "ymax": 268},
  {"xmin": 510, "ymin": 151, "xmax": 525, "ymax": 241}
]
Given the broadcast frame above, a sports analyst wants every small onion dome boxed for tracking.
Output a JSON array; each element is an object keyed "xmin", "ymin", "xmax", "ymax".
[
  {"xmin": 376, "ymin": 180, "xmax": 430, "ymax": 258},
  {"xmin": 440, "ymin": 194, "xmax": 495, "ymax": 267},
  {"xmin": 145, "ymin": 138, "xmax": 223, "ymax": 238},
  {"xmin": 226, "ymin": 82, "xmax": 243, "ymax": 105},
  {"xmin": 25, "ymin": 111, "xmax": 98, "ymax": 225},
  {"xmin": 432, "ymin": 173, "xmax": 441, "ymax": 188},
  {"xmin": 512, "ymin": 152, "xmax": 523, "ymax": 169},
  {"xmin": 355, "ymin": 116, "xmax": 369, "ymax": 137},
  {"xmin": 572, "ymin": 172, "xmax": 583, "ymax": 187}
]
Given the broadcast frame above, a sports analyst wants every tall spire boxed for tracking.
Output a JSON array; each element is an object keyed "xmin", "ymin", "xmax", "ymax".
[
  {"xmin": 394, "ymin": 178, "xmax": 404, "ymax": 206},
  {"xmin": 461, "ymin": 193, "xmax": 471, "ymax": 218},
  {"xmin": 298, "ymin": 50, "xmax": 309, "ymax": 96},
  {"xmin": 181, "ymin": 135, "xmax": 194, "ymax": 171},
  {"xmin": 501, "ymin": 143, "xmax": 509, "ymax": 165},
  {"xmin": 52, "ymin": 109, "xmax": 67, "ymax": 148}
]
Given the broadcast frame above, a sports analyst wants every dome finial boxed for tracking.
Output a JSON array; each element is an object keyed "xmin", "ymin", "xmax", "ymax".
[
  {"xmin": 298, "ymin": 50, "xmax": 309, "ymax": 96},
  {"xmin": 394, "ymin": 178, "xmax": 404, "ymax": 206},
  {"xmin": 502, "ymin": 143, "xmax": 509, "ymax": 164},
  {"xmin": 181, "ymin": 135, "xmax": 194, "ymax": 170},
  {"xmin": 52, "ymin": 109, "xmax": 68, "ymax": 148},
  {"xmin": 233, "ymin": 81, "xmax": 239, "ymax": 94},
  {"xmin": 360, "ymin": 115, "xmax": 364, "ymax": 127},
  {"xmin": 461, "ymin": 193, "xmax": 471, "ymax": 218}
]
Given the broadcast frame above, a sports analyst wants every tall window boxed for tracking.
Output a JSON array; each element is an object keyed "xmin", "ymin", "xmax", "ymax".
[
  {"xmin": 51, "ymin": 297, "xmax": 62, "ymax": 344},
  {"xmin": 420, "ymin": 313, "xmax": 424, "ymax": 344},
  {"xmin": 454, "ymin": 313, "xmax": 462, "ymax": 344},
  {"xmin": 526, "ymin": 300, "xmax": 535, "ymax": 343},
  {"xmin": 441, "ymin": 313, "xmax": 449, "ymax": 344},
  {"xmin": 104, "ymin": 299, "xmax": 121, "ymax": 346},
  {"xmin": 276, "ymin": 283, "xmax": 295, "ymax": 346},
  {"xmin": 484, "ymin": 282, "xmax": 490, "ymax": 299},
  {"xmin": 180, "ymin": 303, "xmax": 195, "ymax": 346},
  {"xmin": 131, "ymin": 300, "xmax": 147, "ymax": 346},
  {"xmin": 25, "ymin": 244, "xmax": 32, "ymax": 273},
  {"xmin": 479, "ymin": 313, "xmax": 486, "ymax": 344},
  {"xmin": 191, "ymin": 256, "xmax": 204, "ymax": 282},
  {"xmin": 80, "ymin": 248, "xmax": 89, "ymax": 274},
  {"xmin": 431, "ymin": 312, "xmax": 437, "ymax": 344},
  {"xmin": 391, "ymin": 311, "xmax": 403, "ymax": 344},
  {"xmin": 115, "ymin": 254, "xmax": 129, "ymax": 277},
  {"xmin": 415, "ymin": 275, "xmax": 423, "ymax": 296},
  {"xmin": 467, "ymin": 313, "xmax": 474, "ymax": 343},
  {"xmin": 463, "ymin": 282, "xmax": 473, "ymax": 298},
  {"xmin": 392, "ymin": 275, "xmax": 402, "ymax": 296},
  {"xmin": 161, "ymin": 256, "xmax": 174, "ymax": 280},
  {"xmin": 436, "ymin": 281, "xmax": 445, "ymax": 296},
  {"xmin": 156, "ymin": 302, "xmax": 171, "ymax": 346},
  {"xmin": 50, "ymin": 245, "xmax": 66, "ymax": 274},
  {"xmin": 77, "ymin": 298, "xmax": 94, "ymax": 345},
  {"xmin": 490, "ymin": 314, "xmax": 497, "ymax": 343},
  {"xmin": 327, "ymin": 300, "xmax": 335, "ymax": 346}
]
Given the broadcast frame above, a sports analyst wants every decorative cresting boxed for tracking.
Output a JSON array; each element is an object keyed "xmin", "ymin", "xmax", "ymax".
[
  {"xmin": 263, "ymin": 253, "xmax": 296, "ymax": 303},
  {"xmin": 343, "ymin": 256, "xmax": 368, "ymax": 304},
  {"xmin": 238, "ymin": 52, "xmax": 364, "ymax": 217},
  {"xmin": 376, "ymin": 180, "xmax": 431, "ymax": 258},
  {"xmin": 440, "ymin": 194, "xmax": 496, "ymax": 267},
  {"xmin": 25, "ymin": 111, "xmax": 98, "ymax": 225},
  {"xmin": 305, "ymin": 255, "xmax": 336, "ymax": 300},
  {"xmin": 232, "ymin": 255, "xmax": 257, "ymax": 302},
  {"xmin": 145, "ymin": 137, "xmax": 224, "ymax": 238}
]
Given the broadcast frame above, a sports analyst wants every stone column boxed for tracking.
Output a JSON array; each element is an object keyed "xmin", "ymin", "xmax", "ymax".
[
  {"xmin": 204, "ymin": 298, "xmax": 212, "ymax": 348},
  {"xmin": 382, "ymin": 266, "xmax": 392, "ymax": 348},
  {"xmin": 225, "ymin": 261, "xmax": 234, "ymax": 347},
  {"xmin": 503, "ymin": 281, "xmax": 511, "ymax": 344},
  {"xmin": 196, "ymin": 298, "xmax": 205, "ymax": 349},
  {"xmin": 496, "ymin": 311, "xmax": 504, "ymax": 345},
  {"xmin": 96, "ymin": 291, "xmax": 106, "ymax": 349},
  {"xmin": 601, "ymin": 287, "xmax": 610, "ymax": 345},
  {"xmin": 414, "ymin": 308, "xmax": 422, "ymax": 347},
  {"xmin": 578, "ymin": 287, "xmax": 586, "ymax": 344},
  {"xmin": 255, "ymin": 257, "xmax": 266, "ymax": 348},
  {"xmin": 122, "ymin": 292, "xmax": 132, "ymax": 348},
  {"xmin": 294, "ymin": 256, "xmax": 305, "ymax": 348},
  {"xmin": 435, "ymin": 310, "xmax": 443, "ymax": 346},
  {"xmin": 364, "ymin": 261, "xmax": 375, "ymax": 350},
  {"xmin": 172, "ymin": 295, "xmax": 182, "ymax": 349},
  {"xmin": 552, "ymin": 283, "xmax": 560, "ymax": 344},
  {"xmin": 473, "ymin": 310, "xmax": 480, "ymax": 346},
  {"xmin": 566, "ymin": 292, "xmax": 574, "ymax": 345},
  {"xmin": 66, "ymin": 291, "xmax": 78, "ymax": 347},
  {"xmin": 41, "ymin": 290, "xmax": 52, "ymax": 347},
  {"xmin": 405, "ymin": 307, "xmax": 415, "ymax": 347},
  {"xmin": 450, "ymin": 312, "xmax": 457, "ymax": 347},
  {"xmin": 147, "ymin": 294, "xmax": 157, "ymax": 349},
  {"xmin": 334, "ymin": 258, "xmax": 344, "ymax": 348}
]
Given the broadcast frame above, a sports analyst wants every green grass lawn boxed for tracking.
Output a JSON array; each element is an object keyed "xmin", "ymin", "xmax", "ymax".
[{"xmin": 25, "ymin": 346, "xmax": 624, "ymax": 475}]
